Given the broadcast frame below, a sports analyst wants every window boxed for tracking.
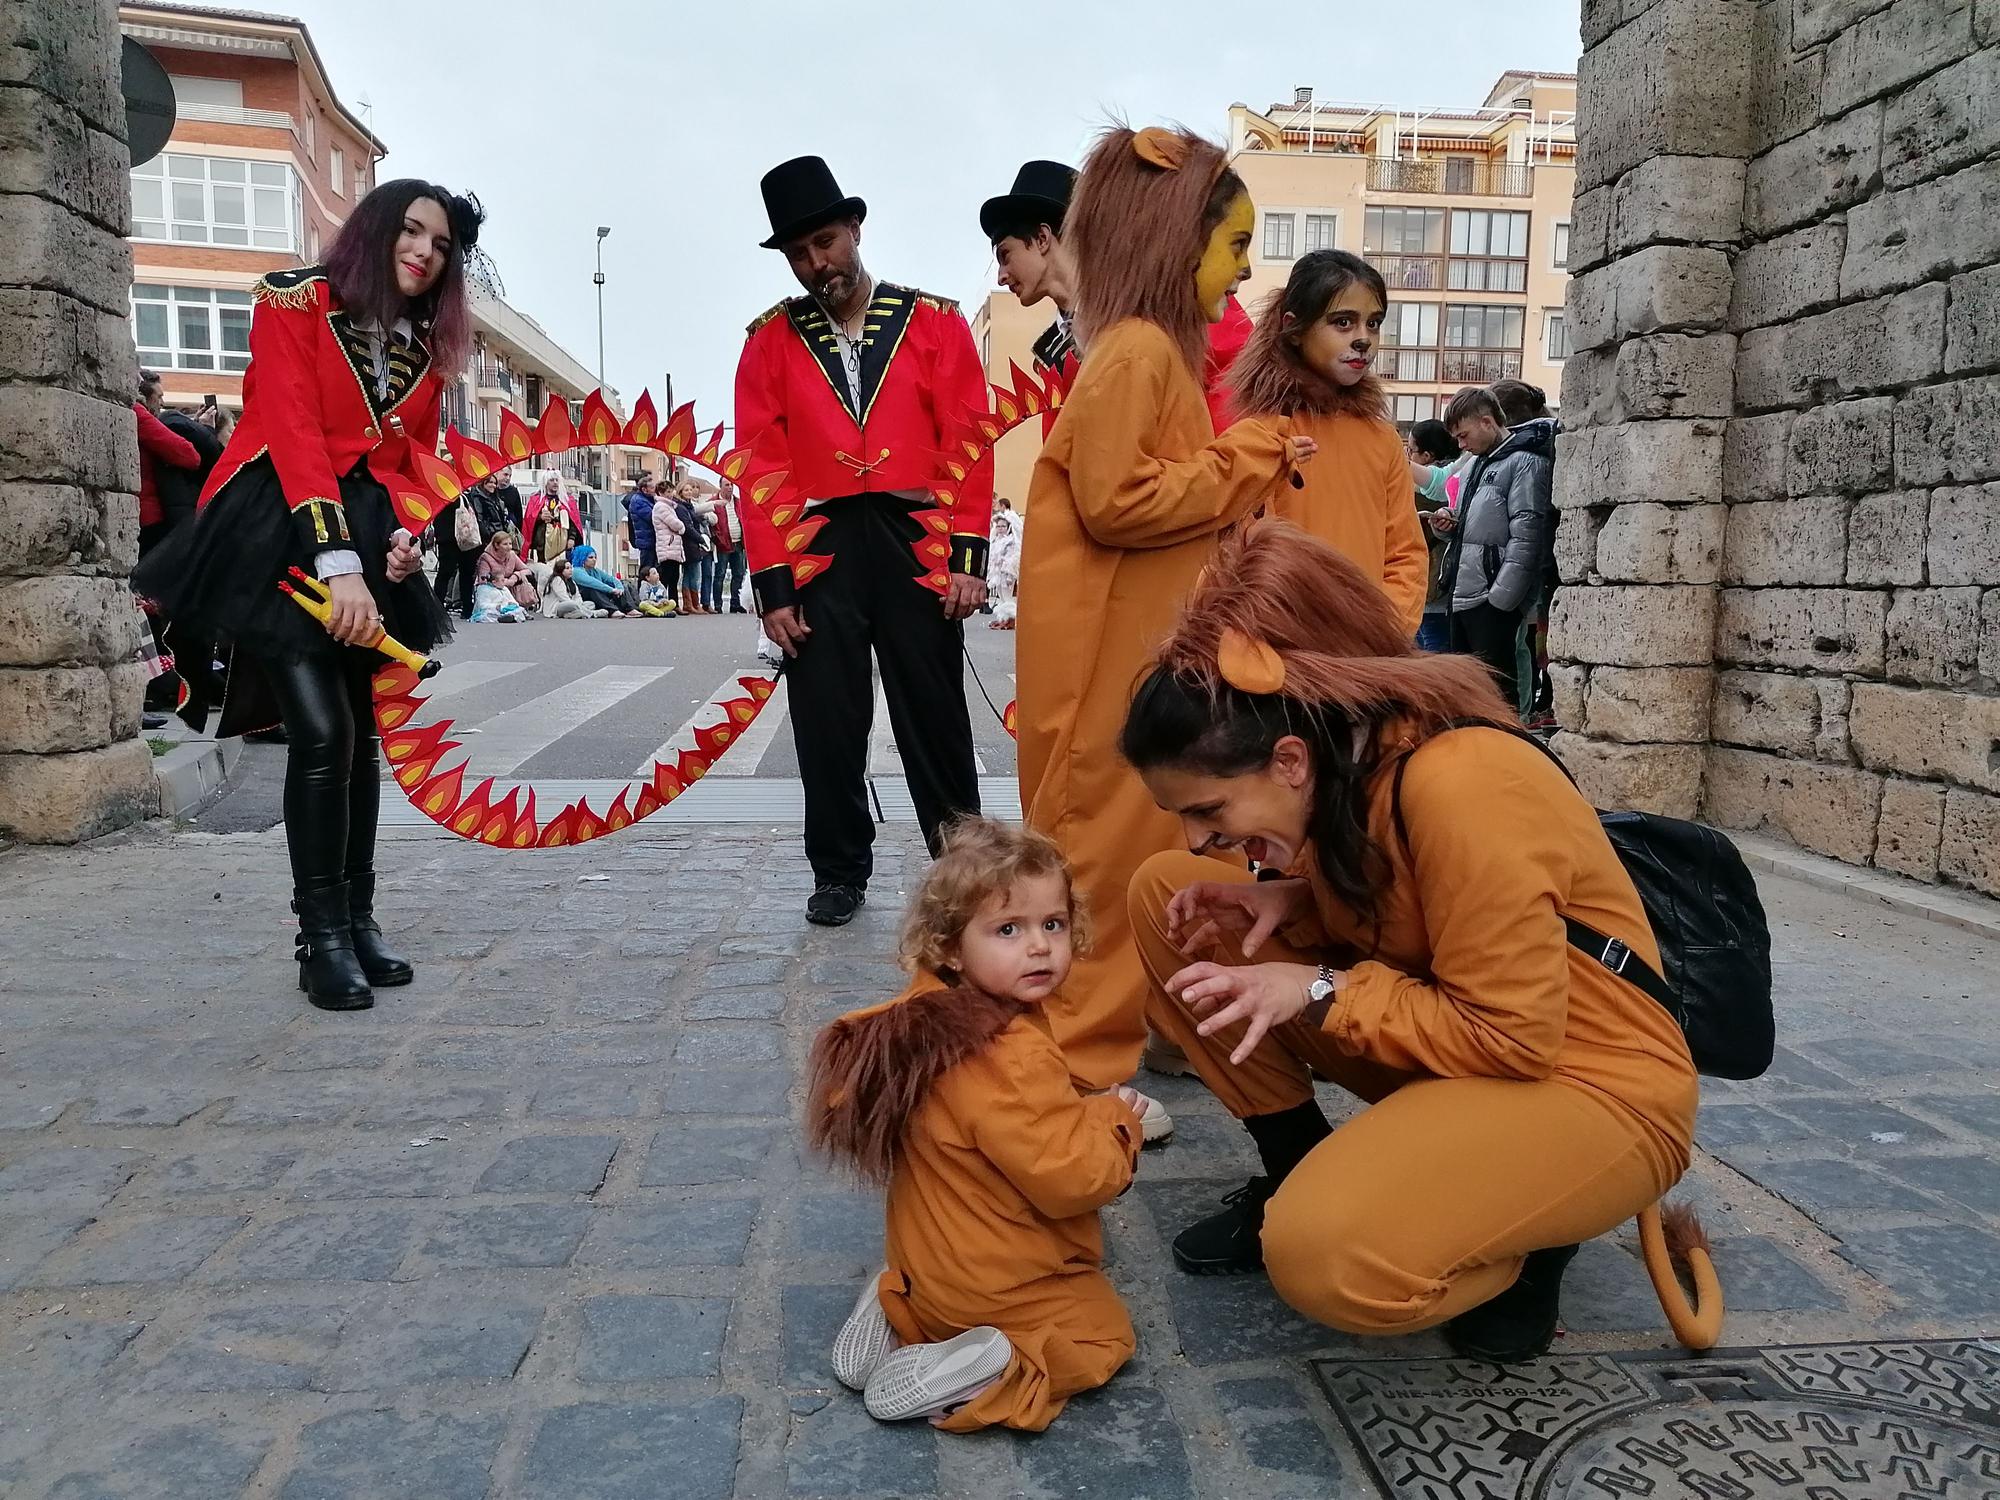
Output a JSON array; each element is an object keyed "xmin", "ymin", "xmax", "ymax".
[
  {"xmin": 168, "ymin": 75, "xmax": 242, "ymax": 109},
  {"xmin": 1448, "ymin": 209, "xmax": 1530, "ymax": 291},
  {"xmin": 1443, "ymin": 156, "xmax": 1479, "ymax": 193},
  {"xmin": 1363, "ymin": 206, "xmax": 1445, "ymax": 255},
  {"xmin": 130, "ymin": 154, "xmax": 297, "ymax": 250},
  {"xmin": 1303, "ymin": 213, "xmax": 1337, "ymax": 253},
  {"xmin": 330, "ymin": 147, "xmax": 345, "ymax": 197},
  {"xmin": 304, "ymin": 109, "xmax": 314, "ymax": 151},
  {"xmin": 353, "ymin": 160, "xmax": 367, "ymax": 198},
  {"xmin": 1381, "ymin": 301, "xmax": 1440, "ymax": 348},
  {"xmin": 309, "ymin": 225, "xmax": 320, "ymax": 260},
  {"xmin": 1393, "ymin": 394, "xmax": 1438, "ymax": 426},
  {"xmin": 1552, "ymin": 220, "xmax": 1570, "ymax": 271},
  {"xmin": 1442, "ymin": 303, "xmax": 1526, "ymax": 382},
  {"xmin": 130, "ymin": 284, "xmax": 254, "ymax": 373},
  {"xmin": 1262, "ymin": 211, "xmax": 1296, "ymax": 261},
  {"xmin": 1545, "ymin": 310, "xmax": 1570, "ymax": 361}
]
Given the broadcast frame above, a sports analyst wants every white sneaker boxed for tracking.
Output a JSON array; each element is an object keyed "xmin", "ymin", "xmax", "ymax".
[
  {"xmin": 831, "ymin": 1273, "xmax": 896, "ymax": 1390},
  {"xmin": 1108, "ymin": 1087, "xmax": 1174, "ymax": 1144},
  {"xmin": 863, "ymin": 1325, "xmax": 1013, "ymax": 1422}
]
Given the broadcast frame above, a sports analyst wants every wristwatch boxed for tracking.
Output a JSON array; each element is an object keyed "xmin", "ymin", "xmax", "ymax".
[{"xmin": 1303, "ymin": 963, "xmax": 1341, "ymax": 1027}]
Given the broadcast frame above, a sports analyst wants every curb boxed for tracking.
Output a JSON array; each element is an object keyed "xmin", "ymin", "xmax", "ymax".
[
  {"xmin": 1730, "ymin": 831, "xmax": 2000, "ymax": 942},
  {"xmin": 153, "ymin": 735, "xmax": 242, "ymax": 819}
]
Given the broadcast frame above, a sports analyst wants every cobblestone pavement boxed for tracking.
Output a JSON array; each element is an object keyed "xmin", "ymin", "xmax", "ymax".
[{"xmin": 0, "ymin": 821, "xmax": 1995, "ymax": 1498}]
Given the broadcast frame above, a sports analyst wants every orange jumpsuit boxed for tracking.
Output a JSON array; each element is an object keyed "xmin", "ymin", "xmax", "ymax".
[
  {"xmin": 814, "ymin": 979, "xmax": 1143, "ymax": 1432},
  {"xmin": 1265, "ymin": 409, "xmax": 1430, "ymax": 635},
  {"xmin": 1127, "ymin": 725, "xmax": 1698, "ymax": 1335},
  {"xmin": 1018, "ymin": 318, "xmax": 1290, "ymax": 1090}
]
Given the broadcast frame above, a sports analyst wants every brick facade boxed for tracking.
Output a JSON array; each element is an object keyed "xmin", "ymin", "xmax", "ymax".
[{"xmin": 1558, "ymin": 0, "xmax": 2000, "ymax": 897}]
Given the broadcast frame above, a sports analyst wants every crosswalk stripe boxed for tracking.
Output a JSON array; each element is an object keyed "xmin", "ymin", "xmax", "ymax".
[
  {"xmin": 422, "ymin": 659, "xmax": 535, "ymax": 701},
  {"xmin": 711, "ymin": 675, "xmax": 789, "ymax": 776},
  {"xmin": 868, "ymin": 677, "xmax": 988, "ymax": 776},
  {"xmin": 633, "ymin": 668, "xmax": 783, "ymax": 776},
  {"xmin": 463, "ymin": 664, "xmax": 672, "ymax": 776}
]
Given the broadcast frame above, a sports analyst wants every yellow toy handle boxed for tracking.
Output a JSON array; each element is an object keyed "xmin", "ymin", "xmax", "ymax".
[{"xmin": 280, "ymin": 568, "xmax": 440, "ymax": 679}]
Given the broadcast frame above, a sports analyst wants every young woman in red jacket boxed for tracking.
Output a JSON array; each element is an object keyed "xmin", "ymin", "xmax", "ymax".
[{"xmin": 132, "ymin": 179, "xmax": 479, "ymax": 1011}]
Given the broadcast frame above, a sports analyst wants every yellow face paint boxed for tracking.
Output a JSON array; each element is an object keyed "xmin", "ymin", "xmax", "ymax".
[{"xmin": 1194, "ymin": 194, "xmax": 1255, "ymax": 322}]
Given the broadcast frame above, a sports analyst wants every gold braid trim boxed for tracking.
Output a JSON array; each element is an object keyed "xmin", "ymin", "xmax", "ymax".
[
  {"xmin": 253, "ymin": 270, "xmax": 327, "ymax": 312},
  {"xmin": 292, "ymin": 496, "xmax": 350, "ymax": 545}
]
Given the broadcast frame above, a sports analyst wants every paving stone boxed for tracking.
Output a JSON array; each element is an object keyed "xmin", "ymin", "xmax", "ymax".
[
  {"xmin": 223, "ymin": 1209, "xmax": 416, "ymax": 1281},
  {"xmin": 1890, "ymin": 1155, "xmax": 2000, "ymax": 1216},
  {"xmin": 785, "ymin": 1392, "xmax": 937, "ymax": 1496},
  {"xmin": 687, "ymin": 987, "xmax": 787, "ymax": 1020},
  {"xmin": 537, "ymin": 1031, "xmax": 677, "ymax": 1070},
  {"xmin": 288, "ymin": 1141, "xmax": 471, "ymax": 1200},
  {"xmin": 474, "ymin": 1133, "xmax": 620, "ymax": 1194},
  {"xmin": 279, "ymin": 1409, "xmax": 506, "ymax": 1500},
  {"xmin": 1694, "ymin": 1102, "xmax": 1817, "ymax": 1149},
  {"xmin": 1557, "ymin": 1239, "xmax": 1666, "ymax": 1331},
  {"xmin": 315, "ymin": 1293, "xmax": 543, "ymax": 1390},
  {"xmin": 79, "ymin": 1083, "xmax": 220, "ymax": 1127},
  {"xmin": 615, "ymin": 931, "xmax": 696, "ymax": 958},
  {"xmin": 1776, "ymin": 1097, "xmax": 1950, "ymax": 1148},
  {"xmin": 675, "ymin": 1023, "xmax": 784, "ymax": 1065},
  {"xmin": 531, "ymin": 1077, "xmax": 656, "ymax": 1119},
  {"xmin": 1803, "ymin": 1035, "xmax": 1978, "ymax": 1077},
  {"xmin": 1707, "ymin": 1238, "xmax": 1844, "ymax": 1311},
  {"xmin": 125, "ymin": 1146, "xmax": 297, "ymax": 1198},
  {"xmin": 577, "ymin": 991, "xmax": 671, "ymax": 1023},
  {"xmin": 642, "ymin": 1123, "xmax": 779, "ymax": 1186},
  {"xmin": 791, "ymin": 1192, "xmax": 885, "ymax": 1266},
  {"xmin": 417, "ymin": 1035, "xmax": 538, "ymax": 1071},
  {"xmin": 578, "ymin": 1294, "xmax": 730, "ymax": 1381},
  {"xmin": 661, "ymin": 1067, "xmax": 792, "ymax": 1116},
  {"xmin": 575, "ymin": 1199, "xmax": 761, "ymax": 1269},
  {"xmin": 0, "ymin": 1144, "xmax": 147, "ymax": 1214},
  {"xmin": 517, "ymin": 1398, "xmax": 742, "ymax": 1500},
  {"xmin": 220, "ymin": 1076, "xmax": 371, "ymax": 1125},
  {"xmin": 1753, "ymin": 1157, "xmax": 1947, "ymax": 1221},
  {"xmin": 435, "ymin": 993, "xmax": 555, "ymax": 1026},
  {"xmin": 1162, "ymin": 1267, "xmax": 1364, "ymax": 1367},
  {"xmin": 1212, "ymin": 1375, "xmax": 1353, "ymax": 1487},
  {"xmin": 1009, "ymin": 1380, "xmax": 1195, "ymax": 1500},
  {"xmin": 1837, "ymin": 1223, "xmax": 2000, "ymax": 1313},
  {"xmin": 0, "ymin": 1214, "xmax": 90, "ymax": 1291},
  {"xmin": 0, "ymin": 1317, "xmax": 145, "ymax": 1408},
  {"xmin": 1135, "ymin": 1112, "xmax": 1258, "ymax": 1178},
  {"xmin": 0, "ymin": 1080, "xmax": 79, "ymax": 1129},
  {"xmin": 719, "ymin": 932, "xmax": 808, "ymax": 957},
  {"xmin": 705, "ymin": 958, "xmax": 790, "ymax": 988},
  {"xmin": 268, "ymin": 1035, "xmax": 398, "ymax": 1071},
  {"xmin": 783, "ymin": 1283, "xmax": 860, "ymax": 1388},
  {"xmin": 1709, "ymin": 1045, "xmax": 1851, "ymax": 1094},
  {"xmin": 1908, "ymin": 1093, "xmax": 2000, "ymax": 1139},
  {"xmin": 135, "ymin": 1297, "xmax": 352, "ymax": 1393},
  {"xmin": 42, "ymin": 1420, "xmax": 272, "ymax": 1500},
  {"xmin": 421, "ymin": 1203, "xmax": 593, "ymax": 1268},
  {"xmin": 25, "ymin": 1213, "xmax": 244, "ymax": 1286},
  {"xmin": 355, "ymin": 1082, "xmax": 515, "ymax": 1125},
  {"xmin": 804, "ymin": 958, "xmax": 903, "ymax": 990}
]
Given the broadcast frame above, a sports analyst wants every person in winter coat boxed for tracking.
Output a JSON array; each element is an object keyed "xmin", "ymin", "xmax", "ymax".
[
  {"xmin": 541, "ymin": 556, "xmax": 600, "ymax": 618},
  {"xmin": 807, "ymin": 818, "xmax": 1143, "ymax": 1432},
  {"xmin": 1441, "ymin": 386, "xmax": 1553, "ymax": 716},
  {"xmin": 651, "ymin": 487, "xmax": 687, "ymax": 599}
]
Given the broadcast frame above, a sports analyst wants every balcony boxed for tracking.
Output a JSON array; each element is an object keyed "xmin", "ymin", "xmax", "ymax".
[
  {"xmin": 475, "ymin": 359, "xmax": 513, "ymax": 400},
  {"xmin": 175, "ymin": 101, "xmax": 297, "ymax": 132},
  {"xmin": 1373, "ymin": 254, "xmax": 1445, "ymax": 291},
  {"xmin": 1439, "ymin": 349, "xmax": 1526, "ymax": 384},
  {"xmin": 1377, "ymin": 349, "xmax": 1439, "ymax": 383},
  {"xmin": 1367, "ymin": 158, "xmax": 1533, "ymax": 198}
]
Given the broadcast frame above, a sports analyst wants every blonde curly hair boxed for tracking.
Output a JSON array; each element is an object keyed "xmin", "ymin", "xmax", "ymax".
[{"xmin": 899, "ymin": 817, "xmax": 1092, "ymax": 981}]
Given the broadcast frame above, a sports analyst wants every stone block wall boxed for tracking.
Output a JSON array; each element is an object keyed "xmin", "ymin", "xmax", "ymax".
[
  {"xmin": 0, "ymin": 0, "xmax": 158, "ymax": 840},
  {"xmin": 1559, "ymin": 0, "xmax": 2000, "ymax": 898}
]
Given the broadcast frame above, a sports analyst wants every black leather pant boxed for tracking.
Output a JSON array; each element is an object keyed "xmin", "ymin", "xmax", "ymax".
[{"xmin": 262, "ymin": 651, "xmax": 380, "ymax": 896}]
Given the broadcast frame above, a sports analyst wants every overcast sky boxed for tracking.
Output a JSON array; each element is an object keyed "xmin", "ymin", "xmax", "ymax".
[{"xmin": 288, "ymin": 0, "xmax": 1581, "ymax": 421}]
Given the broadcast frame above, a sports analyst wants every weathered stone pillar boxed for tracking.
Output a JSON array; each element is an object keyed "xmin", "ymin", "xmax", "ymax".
[{"xmin": 0, "ymin": 0, "xmax": 158, "ymax": 841}]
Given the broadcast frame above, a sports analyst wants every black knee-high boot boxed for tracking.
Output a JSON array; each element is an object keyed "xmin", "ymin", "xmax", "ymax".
[
  {"xmin": 341, "ymin": 660, "xmax": 412, "ymax": 986},
  {"xmin": 267, "ymin": 654, "xmax": 371, "ymax": 1010},
  {"xmin": 1173, "ymin": 1101, "xmax": 1335, "ymax": 1275}
]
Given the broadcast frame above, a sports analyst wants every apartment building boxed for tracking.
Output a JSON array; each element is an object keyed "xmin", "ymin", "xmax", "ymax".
[{"xmin": 974, "ymin": 72, "xmax": 1576, "ymax": 501}]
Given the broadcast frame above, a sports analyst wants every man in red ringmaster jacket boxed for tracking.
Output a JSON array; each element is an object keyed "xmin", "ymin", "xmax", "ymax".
[{"xmin": 735, "ymin": 154, "xmax": 993, "ymax": 927}]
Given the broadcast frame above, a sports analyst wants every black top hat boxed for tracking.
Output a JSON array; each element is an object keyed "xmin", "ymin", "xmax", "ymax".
[
  {"xmin": 980, "ymin": 160, "xmax": 1077, "ymax": 243},
  {"xmin": 759, "ymin": 156, "xmax": 867, "ymax": 250}
]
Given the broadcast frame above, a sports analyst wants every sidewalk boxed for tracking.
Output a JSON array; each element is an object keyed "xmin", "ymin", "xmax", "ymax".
[{"xmin": 0, "ymin": 821, "xmax": 1995, "ymax": 1499}]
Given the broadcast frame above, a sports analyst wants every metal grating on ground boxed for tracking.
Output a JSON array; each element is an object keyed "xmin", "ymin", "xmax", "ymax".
[
  {"xmin": 381, "ymin": 775, "xmax": 1021, "ymax": 830},
  {"xmin": 1312, "ymin": 1340, "xmax": 2000, "ymax": 1499}
]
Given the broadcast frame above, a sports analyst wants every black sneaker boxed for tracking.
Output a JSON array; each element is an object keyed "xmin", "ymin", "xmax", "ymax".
[
  {"xmin": 1172, "ymin": 1176, "xmax": 1274, "ymax": 1275},
  {"xmin": 141, "ymin": 712, "xmax": 169, "ymax": 730},
  {"xmin": 806, "ymin": 884, "xmax": 866, "ymax": 926},
  {"xmin": 1443, "ymin": 1243, "xmax": 1580, "ymax": 1364}
]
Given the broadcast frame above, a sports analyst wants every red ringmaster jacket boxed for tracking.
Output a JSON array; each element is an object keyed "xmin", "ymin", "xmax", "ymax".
[
  {"xmin": 733, "ymin": 282, "xmax": 994, "ymax": 610},
  {"xmin": 198, "ymin": 264, "xmax": 444, "ymax": 557},
  {"xmin": 134, "ymin": 402, "xmax": 200, "ymax": 528}
]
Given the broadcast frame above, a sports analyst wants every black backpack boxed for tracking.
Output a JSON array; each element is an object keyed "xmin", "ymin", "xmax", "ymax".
[{"xmin": 1392, "ymin": 723, "xmax": 1774, "ymax": 1080}]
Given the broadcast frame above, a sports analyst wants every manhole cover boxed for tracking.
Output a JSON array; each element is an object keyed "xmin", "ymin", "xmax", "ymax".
[{"xmin": 1312, "ymin": 1340, "xmax": 2000, "ymax": 1498}]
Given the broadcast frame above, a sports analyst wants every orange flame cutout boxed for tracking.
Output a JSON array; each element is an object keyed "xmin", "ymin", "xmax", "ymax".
[
  {"xmin": 578, "ymin": 390, "xmax": 620, "ymax": 447},
  {"xmin": 921, "ymin": 513, "xmax": 952, "ymax": 535},
  {"xmin": 634, "ymin": 786, "xmax": 663, "ymax": 819},
  {"xmin": 414, "ymin": 760, "xmax": 467, "ymax": 821},
  {"xmin": 741, "ymin": 675, "xmax": 776, "ymax": 702},
  {"xmin": 676, "ymin": 749, "xmax": 711, "ymax": 784},
  {"xmin": 449, "ymin": 777, "xmax": 497, "ymax": 837},
  {"xmin": 574, "ymin": 802, "xmax": 606, "ymax": 842},
  {"xmin": 537, "ymin": 396, "xmax": 575, "ymax": 452},
  {"xmin": 782, "ymin": 514, "xmax": 829, "ymax": 555},
  {"xmin": 791, "ymin": 557, "xmax": 827, "ymax": 587},
  {"xmin": 374, "ymin": 664, "xmax": 419, "ymax": 698},
  {"xmin": 918, "ymin": 570, "xmax": 950, "ymax": 595},
  {"xmin": 718, "ymin": 445, "xmax": 754, "ymax": 480},
  {"xmin": 446, "ymin": 425, "xmax": 505, "ymax": 484},
  {"xmin": 993, "ymin": 389, "xmax": 1021, "ymax": 425},
  {"xmin": 604, "ymin": 789, "xmax": 634, "ymax": 833},
  {"xmin": 659, "ymin": 401, "xmax": 697, "ymax": 456},
  {"xmin": 748, "ymin": 468, "xmax": 788, "ymax": 504},
  {"xmin": 511, "ymin": 789, "xmax": 539, "ymax": 847},
  {"xmin": 376, "ymin": 697, "xmax": 419, "ymax": 731},
  {"xmin": 770, "ymin": 502, "xmax": 802, "ymax": 528},
  {"xmin": 694, "ymin": 422, "xmax": 726, "ymax": 468},
  {"xmin": 411, "ymin": 449, "xmax": 465, "ymax": 505},
  {"xmin": 622, "ymin": 390, "xmax": 660, "ymax": 446},
  {"xmin": 651, "ymin": 761, "xmax": 687, "ymax": 800},
  {"xmin": 693, "ymin": 721, "xmax": 735, "ymax": 759},
  {"xmin": 538, "ymin": 805, "xmax": 579, "ymax": 848},
  {"xmin": 497, "ymin": 407, "xmax": 536, "ymax": 462},
  {"xmin": 1003, "ymin": 699, "xmax": 1019, "ymax": 737},
  {"xmin": 919, "ymin": 538, "xmax": 951, "ymax": 565},
  {"xmin": 726, "ymin": 697, "xmax": 758, "ymax": 726}
]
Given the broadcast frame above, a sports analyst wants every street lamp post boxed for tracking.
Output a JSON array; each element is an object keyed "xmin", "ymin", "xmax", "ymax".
[{"xmin": 593, "ymin": 225, "xmax": 609, "ymax": 494}]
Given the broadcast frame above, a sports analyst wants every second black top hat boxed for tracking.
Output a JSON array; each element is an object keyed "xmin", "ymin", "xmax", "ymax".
[{"xmin": 980, "ymin": 160, "xmax": 1077, "ymax": 243}]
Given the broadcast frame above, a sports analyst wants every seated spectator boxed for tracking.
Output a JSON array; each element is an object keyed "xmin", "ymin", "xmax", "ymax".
[
  {"xmin": 635, "ymin": 565, "xmax": 677, "ymax": 617},
  {"xmin": 570, "ymin": 544, "xmax": 639, "ymax": 617},
  {"xmin": 471, "ymin": 580, "xmax": 527, "ymax": 623},
  {"xmin": 541, "ymin": 556, "xmax": 601, "ymax": 619},
  {"xmin": 476, "ymin": 530, "xmax": 540, "ymax": 613}
]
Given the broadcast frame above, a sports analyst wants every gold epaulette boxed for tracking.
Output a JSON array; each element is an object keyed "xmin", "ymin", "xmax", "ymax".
[
  {"xmin": 912, "ymin": 290, "xmax": 960, "ymax": 317},
  {"xmin": 253, "ymin": 264, "xmax": 329, "ymax": 312},
  {"xmin": 746, "ymin": 301, "xmax": 789, "ymax": 337}
]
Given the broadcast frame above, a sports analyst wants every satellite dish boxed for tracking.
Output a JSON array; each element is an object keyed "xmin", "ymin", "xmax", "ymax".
[{"xmin": 122, "ymin": 37, "xmax": 176, "ymax": 168}]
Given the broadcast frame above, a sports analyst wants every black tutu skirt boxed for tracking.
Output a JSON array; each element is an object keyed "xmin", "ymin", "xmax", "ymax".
[{"xmin": 133, "ymin": 456, "xmax": 452, "ymax": 734}]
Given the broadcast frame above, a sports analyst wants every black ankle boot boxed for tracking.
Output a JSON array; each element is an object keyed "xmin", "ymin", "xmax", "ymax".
[
  {"xmin": 1172, "ymin": 1177, "xmax": 1275, "ymax": 1274},
  {"xmin": 346, "ymin": 871, "xmax": 413, "ymax": 986},
  {"xmin": 1443, "ymin": 1243, "xmax": 1580, "ymax": 1364},
  {"xmin": 294, "ymin": 887, "xmax": 373, "ymax": 1010}
]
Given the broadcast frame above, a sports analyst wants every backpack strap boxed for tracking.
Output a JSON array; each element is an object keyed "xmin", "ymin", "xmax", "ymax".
[{"xmin": 1388, "ymin": 720, "xmax": 1678, "ymax": 1012}]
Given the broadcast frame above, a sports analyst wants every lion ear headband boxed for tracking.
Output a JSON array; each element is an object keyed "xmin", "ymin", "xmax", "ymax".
[{"xmin": 1217, "ymin": 628, "xmax": 1285, "ymax": 695}]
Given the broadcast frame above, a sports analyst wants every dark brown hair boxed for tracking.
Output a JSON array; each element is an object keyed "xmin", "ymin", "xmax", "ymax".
[
  {"xmin": 1068, "ymin": 125, "xmax": 1245, "ymax": 375},
  {"xmin": 1120, "ymin": 519, "xmax": 1510, "ymax": 929},
  {"xmin": 1491, "ymin": 378, "xmax": 1551, "ymax": 424},
  {"xmin": 324, "ymin": 178, "xmax": 481, "ymax": 372},
  {"xmin": 1229, "ymin": 251, "xmax": 1390, "ymax": 422},
  {"xmin": 1443, "ymin": 385, "xmax": 1504, "ymax": 430}
]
